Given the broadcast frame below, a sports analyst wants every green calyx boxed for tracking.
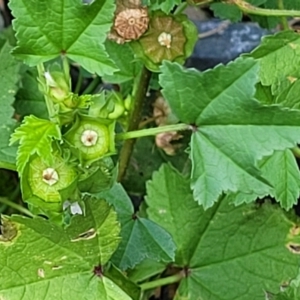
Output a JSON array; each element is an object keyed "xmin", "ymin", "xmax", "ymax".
[
  {"xmin": 131, "ymin": 11, "xmax": 198, "ymax": 72},
  {"xmin": 26, "ymin": 154, "xmax": 77, "ymax": 204},
  {"xmin": 64, "ymin": 115, "xmax": 116, "ymax": 163}
]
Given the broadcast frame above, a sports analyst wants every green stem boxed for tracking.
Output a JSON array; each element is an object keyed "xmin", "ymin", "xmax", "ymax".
[
  {"xmin": 116, "ymin": 123, "xmax": 191, "ymax": 141},
  {"xmin": 292, "ymin": 147, "xmax": 300, "ymax": 158},
  {"xmin": 139, "ymin": 272, "xmax": 184, "ymax": 291},
  {"xmin": 277, "ymin": 0, "xmax": 289, "ymax": 30},
  {"xmin": 174, "ymin": 2, "xmax": 188, "ymax": 15},
  {"xmin": 0, "ymin": 162, "xmax": 16, "ymax": 171},
  {"xmin": 117, "ymin": 66, "xmax": 152, "ymax": 182},
  {"xmin": 82, "ymin": 76, "xmax": 101, "ymax": 94},
  {"xmin": 74, "ymin": 71, "xmax": 83, "ymax": 94},
  {"xmin": 0, "ymin": 197, "xmax": 34, "ymax": 218},
  {"xmin": 231, "ymin": 0, "xmax": 300, "ymax": 17}
]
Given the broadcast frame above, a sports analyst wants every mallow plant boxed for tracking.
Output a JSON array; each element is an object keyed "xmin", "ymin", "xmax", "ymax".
[{"xmin": 1, "ymin": 0, "xmax": 300, "ymax": 299}]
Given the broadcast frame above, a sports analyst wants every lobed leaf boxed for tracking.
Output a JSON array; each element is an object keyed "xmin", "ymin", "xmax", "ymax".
[
  {"xmin": 249, "ymin": 31, "xmax": 300, "ymax": 86},
  {"xmin": 0, "ymin": 198, "xmax": 127, "ymax": 299},
  {"xmin": 9, "ymin": 0, "xmax": 116, "ymax": 76},
  {"xmin": 146, "ymin": 164, "xmax": 300, "ymax": 300},
  {"xmin": 98, "ymin": 184, "xmax": 176, "ymax": 270},
  {"xmin": 10, "ymin": 115, "xmax": 61, "ymax": 174},
  {"xmin": 160, "ymin": 57, "xmax": 300, "ymax": 208}
]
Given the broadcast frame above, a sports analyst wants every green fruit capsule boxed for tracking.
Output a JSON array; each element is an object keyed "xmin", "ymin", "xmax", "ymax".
[
  {"xmin": 64, "ymin": 115, "xmax": 116, "ymax": 162},
  {"xmin": 28, "ymin": 155, "xmax": 77, "ymax": 203}
]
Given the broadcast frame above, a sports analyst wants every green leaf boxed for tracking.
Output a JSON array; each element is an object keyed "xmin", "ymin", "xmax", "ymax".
[
  {"xmin": 146, "ymin": 164, "xmax": 204, "ymax": 266},
  {"xmin": 0, "ymin": 39, "xmax": 21, "ymax": 125},
  {"xmin": 275, "ymin": 78, "xmax": 300, "ymax": 109},
  {"xmin": 98, "ymin": 184, "xmax": 176, "ymax": 270},
  {"xmin": 228, "ymin": 149, "xmax": 300, "ymax": 210},
  {"xmin": 0, "ymin": 122, "xmax": 17, "ymax": 170},
  {"xmin": 160, "ymin": 58, "xmax": 300, "ymax": 208},
  {"xmin": 15, "ymin": 68, "xmax": 48, "ymax": 118},
  {"xmin": 102, "ymin": 40, "xmax": 142, "ymax": 84},
  {"xmin": 210, "ymin": 3, "xmax": 242, "ymax": 22},
  {"xmin": 0, "ymin": 198, "xmax": 131, "ymax": 300},
  {"xmin": 144, "ymin": 0, "xmax": 181, "ymax": 13},
  {"xmin": 9, "ymin": 0, "xmax": 116, "ymax": 76},
  {"xmin": 271, "ymin": 271, "xmax": 300, "ymax": 300},
  {"xmin": 146, "ymin": 164, "xmax": 300, "ymax": 300},
  {"xmin": 10, "ymin": 115, "xmax": 61, "ymax": 174},
  {"xmin": 210, "ymin": 0, "xmax": 266, "ymax": 23},
  {"xmin": 249, "ymin": 31, "xmax": 300, "ymax": 86}
]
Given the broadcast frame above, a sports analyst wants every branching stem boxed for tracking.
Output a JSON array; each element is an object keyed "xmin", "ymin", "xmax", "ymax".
[
  {"xmin": 230, "ymin": 0, "xmax": 300, "ymax": 17},
  {"xmin": 117, "ymin": 66, "xmax": 152, "ymax": 182}
]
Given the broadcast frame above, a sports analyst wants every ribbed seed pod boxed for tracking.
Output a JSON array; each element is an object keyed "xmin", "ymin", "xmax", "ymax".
[
  {"xmin": 108, "ymin": 0, "xmax": 149, "ymax": 43},
  {"xmin": 131, "ymin": 12, "xmax": 198, "ymax": 72},
  {"xmin": 139, "ymin": 15, "xmax": 186, "ymax": 63},
  {"xmin": 114, "ymin": 8, "xmax": 149, "ymax": 40},
  {"xmin": 28, "ymin": 155, "xmax": 77, "ymax": 203},
  {"xmin": 64, "ymin": 116, "xmax": 115, "ymax": 162}
]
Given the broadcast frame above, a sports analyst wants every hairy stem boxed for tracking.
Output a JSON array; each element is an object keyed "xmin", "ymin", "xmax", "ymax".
[
  {"xmin": 0, "ymin": 197, "xmax": 34, "ymax": 218},
  {"xmin": 139, "ymin": 272, "xmax": 184, "ymax": 291},
  {"xmin": 230, "ymin": 0, "xmax": 300, "ymax": 17},
  {"xmin": 117, "ymin": 66, "xmax": 152, "ymax": 182},
  {"xmin": 116, "ymin": 123, "xmax": 192, "ymax": 141}
]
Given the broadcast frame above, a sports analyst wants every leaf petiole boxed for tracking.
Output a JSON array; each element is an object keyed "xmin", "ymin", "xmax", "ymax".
[
  {"xmin": 115, "ymin": 123, "xmax": 192, "ymax": 141},
  {"xmin": 0, "ymin": 197, "xmax": 34, "ymax": 218},
  {"xmin": 139, "ymin": 272, "xmax": 184, "ymax": 291}
]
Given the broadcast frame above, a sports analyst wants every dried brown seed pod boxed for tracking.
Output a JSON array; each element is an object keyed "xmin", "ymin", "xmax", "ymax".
[{"xmin": 113, "ymin": 8, "xmax": 149, "ymax": 41}]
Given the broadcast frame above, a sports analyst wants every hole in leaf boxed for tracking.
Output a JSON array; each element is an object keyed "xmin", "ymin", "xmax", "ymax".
[
  {"xmin": 286, "ymin": 243, "xmax": 300, "ymax": 254},
  {"xmin": 71, "ymin": 228, "xmax": 96, "ymax": 242}
]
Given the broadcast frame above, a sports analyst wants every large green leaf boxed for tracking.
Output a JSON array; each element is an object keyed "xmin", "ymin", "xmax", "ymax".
[
  {"xmin": 9, "ymin": 0, "xmax": 116, "ymax": 76},
  {"xmin": 0, "ymin": 39, "xmax": 20, "ymax": 125},
  {"xmin": 160, "ymin": 58, "xmax": 300, "ymax": 208},
  {"xmin": 0, "ymin": 198, "xmax": 130, "ymax": 299},
  {"xmin": 249, "ymin": 31, "xmax": 300, "ymax": 86},
  {"xmin": 146, "ymin": 164, "xmax": 300, "ymax": 300},
  {"xmin": 98, "ymin": 184, "xmax": 176, "ymax": 270},
  {"xmin": 10, "ymin": 115, "xmax": 61, "ymax": 174}
]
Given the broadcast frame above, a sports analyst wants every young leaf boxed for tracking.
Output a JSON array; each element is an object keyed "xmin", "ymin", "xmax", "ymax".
[
  {"xmin": 249, "ymin": 31, "xmax": 300, "ymax": 86},
  {"xmin": 102, "ymin": 40, "xmax": 142, "ymax": 84},
  {"xmin": 98, "ymin": 184, "xmax": 176, "ymax": 270},
  {"xmin": 10, "ymin": 115, "xmax": 61, "ymax": 174},
  {"xmin": 0, "ymin": 198, "xmax": 128, "ymax": 300},
  {"xmin": 146, "ymin": 164, "xmax": 300, "ymax": 300},
  {"xmin": 0, "ymin": 39, "xmax": 21, "ymax": 125},
  {"xmin": 160, "ymin": 58, "xmax": 300, "ymax": 208},
  {"xmin": 9, "ymin": 0, "xmax": 116, "ymax": 76}
]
